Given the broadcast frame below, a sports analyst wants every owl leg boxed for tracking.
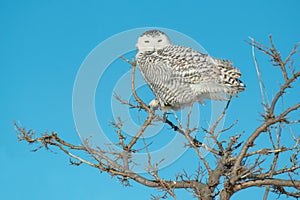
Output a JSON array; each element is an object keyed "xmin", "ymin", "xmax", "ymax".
[
  {"xmin": 149, "ymin": 99, "xmax": 160, "ymax": 110},
  {"xmin": 149, "ymin": 99, "xmax": 172, "ymax": 112}
]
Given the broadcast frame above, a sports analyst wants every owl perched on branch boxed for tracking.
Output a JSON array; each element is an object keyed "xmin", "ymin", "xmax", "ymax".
[{"xmin": 136, "ymin": 30, "xmax": 245, "ymax": 111}]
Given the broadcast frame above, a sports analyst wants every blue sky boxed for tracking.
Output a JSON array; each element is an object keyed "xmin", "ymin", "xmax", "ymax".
[{"xmin": 1, "ymin": 0, "xmax": 300, "ymax": 199}]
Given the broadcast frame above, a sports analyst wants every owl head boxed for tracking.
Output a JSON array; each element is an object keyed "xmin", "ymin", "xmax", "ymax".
[{"xmin": 136, "ymin": 30, "xmax": 172, "ymax": 52}]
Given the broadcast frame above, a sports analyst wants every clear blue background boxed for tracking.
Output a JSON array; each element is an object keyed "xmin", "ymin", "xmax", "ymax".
[{"xmin": 1, "ymin": 0, "xmax": 300, "ymax": 199}]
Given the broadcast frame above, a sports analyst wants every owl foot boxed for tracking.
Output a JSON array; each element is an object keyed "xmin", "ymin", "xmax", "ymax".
[{"xmin": 149, "ymin": 99, "xmax": 159, "ymax": 110}]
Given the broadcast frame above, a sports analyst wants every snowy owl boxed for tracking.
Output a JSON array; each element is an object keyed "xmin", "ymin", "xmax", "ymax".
[{"xmin": 136, "ymin": 30, "xmax": 245, "ymax": 111}]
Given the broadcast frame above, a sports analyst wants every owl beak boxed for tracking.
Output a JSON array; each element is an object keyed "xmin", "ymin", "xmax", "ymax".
[{"xmin": 153, "ymin": 45, "xmax": 157, "ymax": 51}]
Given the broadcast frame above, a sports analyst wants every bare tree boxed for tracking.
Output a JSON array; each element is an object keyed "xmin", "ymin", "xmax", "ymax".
[{"xmin": 15, "ymin": 37, "xmax": 300, "ymax": 200}]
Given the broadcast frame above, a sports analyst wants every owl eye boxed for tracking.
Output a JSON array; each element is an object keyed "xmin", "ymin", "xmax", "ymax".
[
  {"xmin": 144, "ymin": 40, "xmax": 150, "ymax": 43},
  {"xmin": 157, "ymin": 39, "xmax": 163, "ymax": 42}
]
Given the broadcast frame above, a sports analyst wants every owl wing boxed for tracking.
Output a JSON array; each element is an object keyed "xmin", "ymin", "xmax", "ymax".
[
  {"xmin": 157, "ymin": 45, "xmax": 244, "ymax": 98},
  {"xmin": 157, "ymin": 45, "xmax": 220, "ymax": 83}
]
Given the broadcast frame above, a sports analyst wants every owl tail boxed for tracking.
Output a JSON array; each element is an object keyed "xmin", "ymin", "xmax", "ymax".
[{"xmin": 212, "ymin": 58, "xmax": 246, "ymax": 96}]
